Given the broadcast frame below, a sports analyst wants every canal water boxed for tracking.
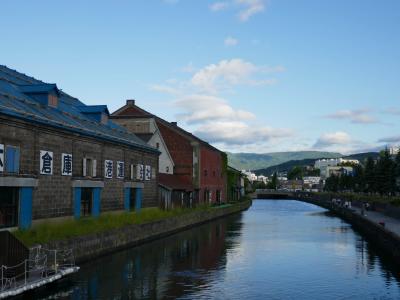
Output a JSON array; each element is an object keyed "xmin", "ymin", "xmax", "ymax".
[{"xmin": 29, "ymin": 200, "xmax": 400, "ymax": 299}]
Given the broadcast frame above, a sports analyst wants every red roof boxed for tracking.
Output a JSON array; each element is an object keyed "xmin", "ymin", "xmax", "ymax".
[{"xmin": 158, "ymin": 173, "xmax": 193, "ymax": 191}]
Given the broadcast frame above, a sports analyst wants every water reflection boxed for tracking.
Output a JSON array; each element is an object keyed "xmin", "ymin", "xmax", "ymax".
[{"xmin": 25, "ymin": 200, "xmax": 400, "ymax": 299}]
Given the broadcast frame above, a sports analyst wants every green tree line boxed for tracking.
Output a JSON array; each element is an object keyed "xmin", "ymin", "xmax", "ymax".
[{"xmin": 325, "ymin": 148, "xmax": 400, "ymax": 195}]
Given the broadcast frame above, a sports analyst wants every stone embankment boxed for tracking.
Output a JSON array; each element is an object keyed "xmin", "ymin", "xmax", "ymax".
[
  {"xmin": 297, "ymin": 194, "xmax": 400, "ymax": 265},
  {"xmin": 44, "ymin": 201, "xmax": 252, "ymax": 263}
]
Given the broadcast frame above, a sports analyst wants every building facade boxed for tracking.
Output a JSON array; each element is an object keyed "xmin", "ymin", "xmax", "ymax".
[
  {"xmin": 0, "ymin": 66, "xmax": 159, "ymax": 229},
  {"xmin": 111, "ymin": 100, "xmax": 227, "ymax": 208}
]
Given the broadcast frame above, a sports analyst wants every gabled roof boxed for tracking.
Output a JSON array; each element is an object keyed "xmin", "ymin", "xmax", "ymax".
[
  {"xmin": 0, "ymin": 65, "xmax": 159, "ymax": 154},
  {"xmin": 111, "ymin": 101, "xmax": 225, "ymax": 155}
]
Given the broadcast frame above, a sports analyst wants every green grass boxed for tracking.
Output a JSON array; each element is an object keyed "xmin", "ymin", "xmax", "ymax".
[{"xmin": 14, "ymin": 205, "xmax": 217, "ymax": 247}]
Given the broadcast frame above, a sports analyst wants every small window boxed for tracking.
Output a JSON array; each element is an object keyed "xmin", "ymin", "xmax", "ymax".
[
  {"xmin": 166, "ymin": 166, "xmax": 169, "ymax": 173},
  {"xmin": 213, "ymin": 171, "xmax": 216, "ymax": 177},
  {"xmin": 156, "ymin": 142, "xmax": 160, "ymax": 149},
  {"xmin": 5, "ymin": 146, "xmax": 20, "ymax": 174},
  {"xmin": 83, "ymin": 158, "xmax": 96, "ymax": 177},
  {"xmin": 204, "ymin": 170, "xmax": 208, "ymax": 177}
]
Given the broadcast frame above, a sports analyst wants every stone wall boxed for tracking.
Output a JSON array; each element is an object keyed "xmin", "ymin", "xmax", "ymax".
[
  {"xmin": 44, "ymin": 200, "xmax": 252, "ymax": 263},
  {"xmin": 0, "ymin": 116, "xmax": 159, "ymax": 220}
]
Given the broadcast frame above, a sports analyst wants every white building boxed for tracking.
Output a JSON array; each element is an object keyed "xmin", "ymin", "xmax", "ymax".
[
  {"xmin": 314, "ymin": 158, "xmax": 359, "ymax": 169},
  {"xmin": 389, "ymin": 146, "xmax": 399, "ymax": 155},
  {"xmin": 257, "ymin": 175, "xmax": 269, "ymax": 184},
  {"xmin": 303, "ymin": 176, "xmax": 321, "ymax": 185},
  {"xmin": 242, "ymin": 170, "xmax": 258, "ymax": 182}
]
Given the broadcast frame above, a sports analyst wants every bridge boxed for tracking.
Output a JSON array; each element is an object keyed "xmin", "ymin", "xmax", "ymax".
[{"xmin": 254, "ymin": 189, "xmax": 297, "ymax": 199}]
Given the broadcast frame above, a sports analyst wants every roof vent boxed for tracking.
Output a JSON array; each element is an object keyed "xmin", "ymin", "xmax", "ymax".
[
  {"xmin": 78, "ymin": 105, "xmax": 110, "ymax": 125},
  {"xmin": 126, "ymin": 99, "xmax": 136, "ymax": 106},
  {"xmin": 20, "ymin": 84, "xmax": 60, "ymax": 108},
  {"xmin": 170, "ymin": 122, "xmax": 177, "ymax": 126}
]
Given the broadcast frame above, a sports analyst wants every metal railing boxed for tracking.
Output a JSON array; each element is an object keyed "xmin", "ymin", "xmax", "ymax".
[{"xmin": 1, "ymin": 245, "xmax": 76, "ymax": 294}]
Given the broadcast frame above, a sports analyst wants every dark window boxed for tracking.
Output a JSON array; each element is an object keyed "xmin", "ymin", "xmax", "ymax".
[
  {"xmin": 216, "ymin": 190, "xmax": 221, "ymax": 204},
  {"xmin": 130, "ymin": 188, "xmax": 136, "ymax": 211},
  {"xmin": 5, "ymin": 146, "xmax": 20, "ymax": 174},
  {"xmin": 0, "ymin": 187, "xmax": 19, "ymax": 228},
  {"xmin": 156, "ymin": 142, "xmax": 160, "ymax": 149},
  {"xmin": 213, "ymin": 171, "xmax": 216, "ymax": 177},
  {"xmin": 81, "ymin": 188, "xmax": 93, "ymax": 217},
  {"xmin": 204, "ymin": 170, "xmax": 208, "ymax": 176}
]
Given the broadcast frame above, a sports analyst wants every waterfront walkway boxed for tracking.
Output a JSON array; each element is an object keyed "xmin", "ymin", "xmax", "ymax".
[{"xmin": 351, "ymin": 206, "xmax": 400, "ymax": 237}]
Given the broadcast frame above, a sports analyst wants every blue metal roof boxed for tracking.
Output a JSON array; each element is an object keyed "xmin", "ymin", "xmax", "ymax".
[
  {"xmin": 19, "ymin": 83, "xmax": 59, "ymax": 95},
  {"xmin": 0, "ymin": 65, "xmax": 159, "ymax": 154},
  {"xmin": 78, "ymin": 105, "xmax": 110, "ymax": 115}
]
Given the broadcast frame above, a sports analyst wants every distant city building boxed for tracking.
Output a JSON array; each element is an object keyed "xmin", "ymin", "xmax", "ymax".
[
  {"xmin": 315, "ymin": 158, "xmax": 358, "ymax": 180},
  {"xmin": 389, "ymin": 146, "xmax": 399, "ymax": 155},
  {"xmin": 257, "ymin": 175, "xmax": 268, "ymax": 184},
  {"xmin": 314, "ymin": 158, "xmax": 359, "ymax": 169},
  {"xmin": 303, "ymin": 176, "xmax": 321, "ymax": 185},
  {"xmin": 322, "ymin": 166, "xmax": 353, "ymax": 179},
  {"xmin": 242, "ymin": 170, "xmax": 257, "ymax": 182}
]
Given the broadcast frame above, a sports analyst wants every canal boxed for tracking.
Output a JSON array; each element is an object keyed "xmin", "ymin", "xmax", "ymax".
[{"xmin": 28, "ymin": 200, "xmax": 400, "ymax": 299}]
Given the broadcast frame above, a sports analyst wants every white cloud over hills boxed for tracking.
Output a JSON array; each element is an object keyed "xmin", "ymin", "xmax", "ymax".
[{"xmin": 150, "ymin": 58, "xmax": 290, "ymax": 149}]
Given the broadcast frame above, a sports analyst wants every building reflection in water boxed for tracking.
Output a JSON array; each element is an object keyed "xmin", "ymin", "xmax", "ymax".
[{"xmin": 32, "ymin": 214, "xmax": 243, "ymax": 300}]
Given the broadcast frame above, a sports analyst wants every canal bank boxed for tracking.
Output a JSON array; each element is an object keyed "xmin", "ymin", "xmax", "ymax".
[
  {"xmin": 39, "ymin": 200, "xmax": 251, "ymax": 264},
  {"xmin": 297, "ymin": 194, "xmax": 400, "ymax": 266}
]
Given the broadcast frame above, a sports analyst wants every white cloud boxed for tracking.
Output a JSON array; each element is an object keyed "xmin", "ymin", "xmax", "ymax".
[
  {"xmin": 325, "ymin": 109, "xmax": 378, "ymax": 124},
  {"xmin": 174, "ymin": 94, "xmax": 255, "ymax": 124},
  {"xmin": 377, "ymin": 135, "xmax": 400, "ymax": 144},
  {"xmin": 148, "ymin": 58, "xmax": 289, "ymax": 149},
  {"xmin": 149, "ymin": 84, "xmax": 180, "ymax": 95},
  {"xmin": 190, "ymin": 58, "xmax": 280, "ymax": 93},
  {"xmin": 224, "ymin": 36, "xmax": 239, "ymax": 46},
  {"xmin": 194, "ymin": 121, "xmax": 292, "ymax": 145},
  {"xmin": 209, "ymin": 0, "xmax": 266, "ymax": 21},
  {"xmin": 210, "ymin": 1, "xmax": 230, "ymax": 11},
  {"xmin": 236, "ymin": 0, "xmax": 265, "ymax": 22},
  {"xmin": 313, "ymin": 131, "xmax": 352, "ymax": 149}
]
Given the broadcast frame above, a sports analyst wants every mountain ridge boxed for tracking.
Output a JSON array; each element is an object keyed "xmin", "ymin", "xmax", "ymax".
[{"xmin": 227, "ymin": 151, "xmax": 342, "ymax": 171}]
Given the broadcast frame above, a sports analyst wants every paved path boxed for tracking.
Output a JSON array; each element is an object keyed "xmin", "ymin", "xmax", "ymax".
[{"xmin": 350, "ymin": 206, "xmax": 400, "ymax": 236}]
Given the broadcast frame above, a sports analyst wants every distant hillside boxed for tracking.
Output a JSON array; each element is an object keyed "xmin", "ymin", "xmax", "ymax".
[
  {"xmin": 253, "ymin": 152, "xmax": 380, "ymax": 176},
  {"xmin": 227, "ymin": 151, "xmax": 341, "ymax": 171}
]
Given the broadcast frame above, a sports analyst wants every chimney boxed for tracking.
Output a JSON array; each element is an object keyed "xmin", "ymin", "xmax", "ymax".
[
  {"xmin": 170, "ymin": 121, "xmax": 177, "ymax": 126},
  {"xmin": 126, "ymin": 99, "xmax": 136, "ymax": 106}
]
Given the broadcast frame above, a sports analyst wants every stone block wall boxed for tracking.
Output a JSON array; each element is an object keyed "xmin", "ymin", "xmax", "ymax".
[{"xmin": 0, "ymin": 116, "xmax": 159, "ymax": 221}]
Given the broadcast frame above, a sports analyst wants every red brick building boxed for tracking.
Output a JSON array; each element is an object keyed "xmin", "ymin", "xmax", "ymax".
[{"xmin": 111, "ymin": 100, "xmax": 227, "ymax": 207}]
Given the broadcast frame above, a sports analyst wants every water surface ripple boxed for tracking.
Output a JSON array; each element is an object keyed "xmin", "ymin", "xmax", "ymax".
[{"xmin": 29, "ymin": 200, "xmax": 400, "ymax": 299}]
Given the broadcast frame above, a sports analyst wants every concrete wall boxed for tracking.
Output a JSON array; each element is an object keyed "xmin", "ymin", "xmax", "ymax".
[{"xmin": 44, "ymin": 200, "xmax": 252, "ymax": 263}]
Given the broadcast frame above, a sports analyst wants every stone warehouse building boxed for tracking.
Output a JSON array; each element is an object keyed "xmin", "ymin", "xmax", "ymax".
[
  {"xmin": 0, "ymin": 66, "xmax": 159, "ymax": 230},
  {"xmin": 111, "ymin": 100, "xmax": 227, "ymax": 208}
]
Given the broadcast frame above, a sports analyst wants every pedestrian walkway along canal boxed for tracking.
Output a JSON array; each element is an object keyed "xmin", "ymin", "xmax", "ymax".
[{"xmin": 25, "ymin": 200, "xmax": 400, "ymax": 299}]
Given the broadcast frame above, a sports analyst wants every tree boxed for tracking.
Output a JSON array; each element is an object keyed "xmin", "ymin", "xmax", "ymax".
[
  {"xmin": 287, "ymin": 166, "xmax": 303, "ymax": 180},
  {"xmin": 364, "ymin": 156, "xmax": 376, "ymax": 193},
  {"xmin": 396, "ymin": 149, "xmax": 400, "ymax": 192},
  {"xmin": 325, "ymin": 175, "xmax": 339, "ymax": 192},
  {"xmin": 375, "ymin": 148, "xmax": 396, "ymax": 195},
  {"xmin": 267, "ymin": 172, "xmax": 278, "ymax": 190},
  {"xmin": 352, "ymin": 164, "xmax": 364, "ymax": 193}
]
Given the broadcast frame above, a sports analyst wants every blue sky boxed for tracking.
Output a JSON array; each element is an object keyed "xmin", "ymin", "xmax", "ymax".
[{"xmin": 1, "ymin": 0, "xmax": 399, "ymax": 154}]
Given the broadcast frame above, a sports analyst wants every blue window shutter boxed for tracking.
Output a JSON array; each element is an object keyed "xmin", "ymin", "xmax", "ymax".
[
  {"xmin": 5, "ymin": 146, "xmax": 15, "ymax": 173},
  {"xmin": 14, "ymin": 148, "xmax": 20, "ymax": 173}
]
